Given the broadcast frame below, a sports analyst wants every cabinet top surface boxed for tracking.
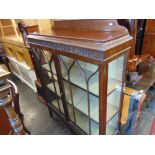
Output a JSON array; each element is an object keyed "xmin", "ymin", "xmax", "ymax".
[
  {"xmin": 25, "ymin": 20, "xmax": 132, "ymax": 62},
  {"xmin": 27, "ymin": 20, "xmax": 131, "ymax": 50}
]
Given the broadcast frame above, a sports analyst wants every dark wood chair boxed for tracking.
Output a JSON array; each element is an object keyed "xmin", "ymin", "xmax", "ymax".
[
  {"xmin": 8, "ymin": 79, "xmax": 31, "ymax": 134},
  {"xmin": 0, "ymin": 66, "xmax": 30, "ymax": 135}
]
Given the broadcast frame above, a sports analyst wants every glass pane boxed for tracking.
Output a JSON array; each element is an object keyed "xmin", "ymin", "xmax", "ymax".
[
  {"xmin": 39, "ymin": 49, "xmax": 64, "ymax": 114},
  {"xmin": 51, "ymin": 99, "xmax": 64, "ymax": 114},
  {"xmin": 67, "ymin": 103, "xmax": 99, "ymax": 134},
  {"xmin": 106, "ymin": 55, "xmax": 125, "ymax": 135},
  {"xmin": 60, "ymin": 56, "xmax": 99, "ymax": 95},
  {"xmin": 106, "ymin": 113, "xmax": 119, "ymax": 135},
  {"xmin": 59, "ymin": 55, "xmax": 99, "ymax": 134}
]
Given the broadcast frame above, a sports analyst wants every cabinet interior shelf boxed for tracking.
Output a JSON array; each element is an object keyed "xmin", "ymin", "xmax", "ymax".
[
  {"xmin": 51, "ymin": 98, "xmax": 98, "ymax": 134},
  {"xmin": 42, "ymin": 63, "xmax": 121, "ymax": 96},
  {"xmin": 42, "ymin": 64, "xmax": 56, "ymax": 74},
  {"xmin": 51, "ymin": 98, "xmax": 117, "ymax": 135},
  {"xmin": 47, "ymin": 80, "xmax": 118, "ymax": 124}
]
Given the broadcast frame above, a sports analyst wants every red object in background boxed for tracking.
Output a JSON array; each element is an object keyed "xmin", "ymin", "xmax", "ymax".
[{"xmin": 149, "ymin": 118, "xmax": 155, "ymax": 135}]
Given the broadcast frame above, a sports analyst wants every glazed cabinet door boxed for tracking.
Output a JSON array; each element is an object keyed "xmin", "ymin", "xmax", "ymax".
[
  {"xmin": 38, "ymin": 50, "xmax": 100, "ymax": 134},
  {"xmin": 31, "ymin": 48, "xmax": 66, "ymax": 116},
  {"xmin": 39, "ymin": 50, "xmax": 100, "ymax": 134},
  {"xmin": 58, "ymin": 55, "xmax": 100, "ymax": 134}
]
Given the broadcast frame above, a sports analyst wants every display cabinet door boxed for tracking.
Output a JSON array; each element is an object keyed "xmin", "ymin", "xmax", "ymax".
[
  {"xmin": 32, "ymin": 48, "xmax": 65, "ymax": 115},
  {"xmin": 106, "ymin": 55, "xmax": 126, "ymax": 134},
  {"xmin": 57, "ymin": 55, "xmax": 100, "ymax": 135}
]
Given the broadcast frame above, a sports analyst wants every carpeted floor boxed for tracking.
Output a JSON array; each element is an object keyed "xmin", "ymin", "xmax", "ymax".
[{"xmin": 11, "ymin": 75, "xmax": 72, "ymax": 135}]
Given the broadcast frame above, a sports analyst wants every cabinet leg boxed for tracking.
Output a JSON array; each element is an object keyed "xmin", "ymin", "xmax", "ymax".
[{"xmin": 48, "ymin": 108, "xmax": 53, "ymax": 118}]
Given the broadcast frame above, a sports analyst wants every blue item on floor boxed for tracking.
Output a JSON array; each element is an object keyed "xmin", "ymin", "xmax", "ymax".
[
  {"xmin": 129, "ymin": 93, "xmax": 140, "ymax": 112},
  {"xmin": 126, "ymin": 112, "xmax": 137, "ymax": 135},
  {"xmin": 125, "ymin": 93, "xmax": 140, "ymax": 134}
]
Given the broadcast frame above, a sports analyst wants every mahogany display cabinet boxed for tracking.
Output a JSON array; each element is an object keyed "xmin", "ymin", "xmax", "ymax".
[{"xmin": 19, "ymin": 20, "xmax": 132, "ymax": 135}]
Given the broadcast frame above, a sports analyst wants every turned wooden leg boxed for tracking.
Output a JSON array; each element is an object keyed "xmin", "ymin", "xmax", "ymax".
[
  {"xmin": 0, "ymin": 95, "xmax": 26, "ymax": 135},
  {"xmin": 7, "ymin": 79, "xmax": 31, "ymax": 135}
]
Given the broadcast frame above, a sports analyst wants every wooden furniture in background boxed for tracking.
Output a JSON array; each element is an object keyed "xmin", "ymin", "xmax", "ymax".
[
  {"xmin": 0, "ymin": 19, "xmax": 19, "ymax": 37},
  {"xmin": 118, "ymin": 19, "xmax": 137, "ymax": 59},
  {"xmin": 121, "ymin": 87, "xmax": 146, "ymax": 125},
  {"xmin": 2, "ymin": 38, "xmax": 37, "ymax": 91},
  {"xmin": 120, "ymin": 87, "xmax": 146, "ymax": 134},
  {"xmin": 0, "ymin": 42, "xmax": 11, "ymax": 71},
  {"xmin": 0, "ymin": 79, "xmax": 26, "ymax": 135},
  {"xmin": 0, "ymin": 107, "xmax": 12, "ymax": 135},
  {"xmin": 18, "ymin": 23, "xmax": 47, "ymax": 105},
  {"xmin": 0, "ymin": 19, "xmax": 37, "ymax": 92},
  {"xmin": 21, "ymin": 20, "xmax": 132, "ymax": 135},
  {"xmin": 0, "ymin": 86, "xmax": 26, "ymax": 135},
  {"xmin": 0, "ymin": 65, "xmax": 29, "ymax": 135},
  {"xmin": 0, "ymin": 19, "xmax": 52, "ymax": 92},
  {"xmin": 15, "ymin": 19, "xmax": 52, "ymax": 34},
  {"xmin": 118, "ymin": 20, "xmax": 155, "ymax": 94},
  {"xmin": 0, "ymin": 66, "xmax": 12, "ymax": 135},
  {"xmin": 142, "ymin": 19, "xmax": 155, "ymax": 58}
]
